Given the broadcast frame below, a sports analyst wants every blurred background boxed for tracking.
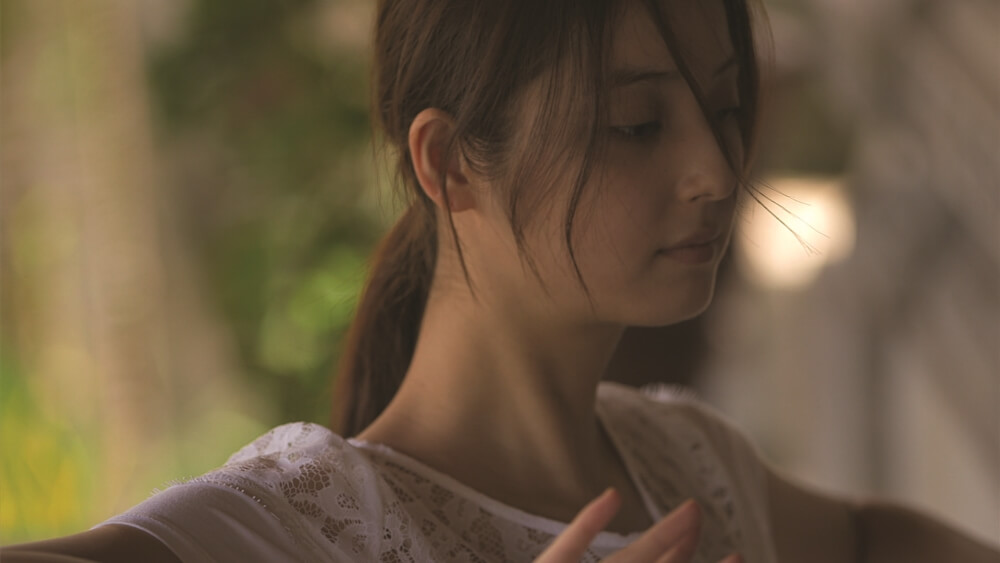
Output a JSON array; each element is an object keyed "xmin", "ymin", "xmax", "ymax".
[{"xmin": 1, "ymin": 0, "xmax": 997, "ymax": 548}]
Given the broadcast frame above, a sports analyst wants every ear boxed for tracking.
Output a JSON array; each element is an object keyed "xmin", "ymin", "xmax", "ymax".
[{"xmin": 408, "ymin": 108, "xmax": 476, "ymax": 213}]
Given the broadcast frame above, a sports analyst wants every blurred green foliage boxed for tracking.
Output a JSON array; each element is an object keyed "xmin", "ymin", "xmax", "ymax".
[
  {"xmin": 0, "ymin": 354, "xmax": 98, "ymax": 544},
  {"xmin": 146, "ymin": 0, "xmax": 384, "ymax": 425},
  {"xmin": 0, "ymin": 346, "xmax": 273, "ymax": 543}
]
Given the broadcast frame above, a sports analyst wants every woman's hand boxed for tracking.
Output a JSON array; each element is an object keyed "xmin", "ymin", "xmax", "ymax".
[{"xmin": 535, "ymin": 489, "xmax": 743, "ymax": 563}]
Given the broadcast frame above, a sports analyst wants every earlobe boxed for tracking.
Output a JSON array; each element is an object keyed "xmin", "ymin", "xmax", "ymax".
[{"xmin": 408, "ymin": 108, "xmax": 476, "ymax": 213}]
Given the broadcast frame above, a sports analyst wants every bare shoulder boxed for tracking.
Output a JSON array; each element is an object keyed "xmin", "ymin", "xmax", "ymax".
[{"xmin": 1, "ymin": 525, "xmax": 180, "ymax": 563}]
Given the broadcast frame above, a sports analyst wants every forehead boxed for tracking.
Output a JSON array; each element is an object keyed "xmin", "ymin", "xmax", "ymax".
[{"xmin": 611, "ymin": 0, "xmax": 733, "ymax": 78}]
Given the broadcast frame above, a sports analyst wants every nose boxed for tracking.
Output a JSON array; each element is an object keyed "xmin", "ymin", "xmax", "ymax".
[{"xmin": 676, "ymin": 120, "xmax": 740, "ymax": 203}]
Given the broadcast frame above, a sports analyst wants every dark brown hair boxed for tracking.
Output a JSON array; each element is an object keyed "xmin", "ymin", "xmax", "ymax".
[{"xmin": 334, "ymin": 0, "xmax": 765, "ymax": 436}]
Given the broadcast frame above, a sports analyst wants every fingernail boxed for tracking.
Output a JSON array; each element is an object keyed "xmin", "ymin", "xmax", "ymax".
[
  {"xmin": 719, "ymin": 554, "xmax": 744, "ymax": 563},
  {"xmin": 674, "ymin": 499, "xmax": 699, "ymax": 519},
  {"xmin": 668, "ymin": 499, "xmax": 701, "ymax": 533},
  {"xmin": 600, "ymin": 487, "xmax": 622, "ymax": 509}
]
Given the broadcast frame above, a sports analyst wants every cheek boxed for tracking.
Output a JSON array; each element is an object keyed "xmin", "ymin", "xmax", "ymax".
[
  {"xmin": 570, "ymin": 175, "xmax": 673, "ymax": 278},
  {"xmin": 593, "ymin": 158, "xmax": 680, "ymax": 234}
]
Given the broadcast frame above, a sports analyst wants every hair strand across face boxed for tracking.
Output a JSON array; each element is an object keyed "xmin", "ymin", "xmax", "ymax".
[{"xmin": 334, "ymin": 0, "xmax": 767, "ymax": 436}]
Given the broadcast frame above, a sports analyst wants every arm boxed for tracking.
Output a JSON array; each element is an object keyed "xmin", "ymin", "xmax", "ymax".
[
  {"xmin": 768, "ymin": 467, "xmax": 1000, "ymax": 563},
  {"xmin": 855, "ymin": 501, "xmax": 1000, "ymax": 563},
  {"xmin": 1, "ymin": 525, "xmax": 181, "ymax": 563}
]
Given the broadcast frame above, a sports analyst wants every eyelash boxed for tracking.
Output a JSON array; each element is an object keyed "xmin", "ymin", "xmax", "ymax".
[
  {"xmin": 613, "ymin": 121, "xmax": 662, "ymax": 139},
  {"xmin": 716, "ymin": 105, "xmax": 743, "ymax": 120},
  {"xmin": 612, "ymin": 105, "xmax": 742, "ymax": 141}
]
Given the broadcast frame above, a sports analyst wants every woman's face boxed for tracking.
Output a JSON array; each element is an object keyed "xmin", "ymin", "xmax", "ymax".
[{"xmin": 473, "ymin": 0, "xmax": 742, "ymax": 327}]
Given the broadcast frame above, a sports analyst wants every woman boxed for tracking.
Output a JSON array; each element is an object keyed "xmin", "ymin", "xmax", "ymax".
[{"xmin": 5, "ymin": 0, "xmax": 998, "ymax": 561}]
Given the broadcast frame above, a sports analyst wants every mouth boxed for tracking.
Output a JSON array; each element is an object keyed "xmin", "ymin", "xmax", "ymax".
[{"xmin": 657, "ymin": 232, "xmax": 724, "ymax": 265}]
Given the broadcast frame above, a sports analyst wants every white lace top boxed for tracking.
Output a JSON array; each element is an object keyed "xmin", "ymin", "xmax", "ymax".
[{"xmin": 98, "ymin": 383, "xmax": 778, "ymax": 562}]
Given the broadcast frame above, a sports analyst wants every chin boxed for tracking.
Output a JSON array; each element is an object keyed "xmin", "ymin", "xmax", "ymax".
[
  {"xmin": 621, "ymin": 290, "xmax": 713, "ymax": 328},
  {"xmin": 625, "ymin": 275, "xmax": 719, "ymax": 328}
]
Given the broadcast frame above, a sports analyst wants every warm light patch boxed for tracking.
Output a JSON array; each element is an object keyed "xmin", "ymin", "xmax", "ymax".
[{"xmin": 736, "ymin": 176, "xmax": 856, "ymax": 289}]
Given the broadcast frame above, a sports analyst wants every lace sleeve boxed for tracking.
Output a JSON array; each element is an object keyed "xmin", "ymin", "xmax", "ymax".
[
  {"xmin": 96, "ymin": 422, "xmax": 385, "ymax": 562},
  {"xmin": 642, "ymin": 384, "xmax": 778, "ymax": 560},
  {"xmin": 96, "ymin": 480, "xmax": 312, "ymax": 563}
]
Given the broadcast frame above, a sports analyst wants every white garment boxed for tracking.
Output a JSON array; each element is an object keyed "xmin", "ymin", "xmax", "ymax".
[{"xmin": 98, "ymin": 383, "xmax": 778, "ymax": 562}]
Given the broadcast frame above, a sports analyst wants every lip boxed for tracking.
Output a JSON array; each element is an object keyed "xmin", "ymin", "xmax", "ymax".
[
  {"xmin": 669, "ymin": 232, "xmax": 721, "ymax": 248},
  {"xmin": 657, "ymin": 230, "xmax": 724, "ymax": 264}
]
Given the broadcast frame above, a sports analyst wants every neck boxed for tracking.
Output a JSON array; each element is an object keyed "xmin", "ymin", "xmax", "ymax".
[{"xmin": 357, "ymin": 269, "xmax": 625, "ymax": 503}]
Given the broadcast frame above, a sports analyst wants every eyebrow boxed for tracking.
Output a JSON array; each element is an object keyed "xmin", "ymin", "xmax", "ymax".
[{"xmin": 610, "ymin": 55, "xmax": 738, "ymax": 88}]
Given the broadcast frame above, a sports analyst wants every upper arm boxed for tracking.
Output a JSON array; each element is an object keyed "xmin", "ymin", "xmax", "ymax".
[
  {"xmin": 2, "ymin": 525, "xmax": 181, "ymax": 563},
  {"xmin": 767, "ymin": 466, "xmax": 860, "ymax": 563}
]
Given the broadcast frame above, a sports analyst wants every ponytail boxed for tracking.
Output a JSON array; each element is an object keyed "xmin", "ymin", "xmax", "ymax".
[{"xmin": 334, "ymin": 200, "xmax": 437, "ymax": 436}]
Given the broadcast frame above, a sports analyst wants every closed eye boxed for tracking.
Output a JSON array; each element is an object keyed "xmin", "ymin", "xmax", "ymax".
[
  {"xmin": 613, "ymin": 121, "xmax": 662, "ymax": 139},
  {"xmin": 716, "ymin": 106, "xmax": 743, "ymax": 120}
]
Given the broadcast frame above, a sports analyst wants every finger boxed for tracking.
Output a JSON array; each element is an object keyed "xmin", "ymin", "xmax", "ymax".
[
  {"xmin": 716, "ymin": 554, "xmax": 744, "ymax": 563},
  {"xmin": 617, "ymin": 499, "xmax": 701, "ymax": 562},
  {"xmin": 653, "ymin": 532, "xmax": 700, "ymax": 563},
  {"xmin": 536, "ymin": 488, "xmax": 621, "ymax": 563}
]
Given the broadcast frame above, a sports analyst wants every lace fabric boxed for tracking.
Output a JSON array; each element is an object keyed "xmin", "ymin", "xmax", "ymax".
[
  {"xmin": 597, "ymin": 383, "xmax": 778, "ymax": 562},
  {"xmin": 100, "ymin": 382, "xmax": 777, "ymax": 562}
]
